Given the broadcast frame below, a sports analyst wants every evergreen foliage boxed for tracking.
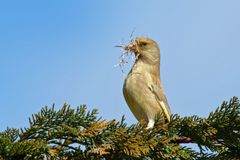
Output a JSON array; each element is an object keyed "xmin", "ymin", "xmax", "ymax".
[{"xmin": 0, "ymin": 97, "xmax": 240, "ymax": 159}]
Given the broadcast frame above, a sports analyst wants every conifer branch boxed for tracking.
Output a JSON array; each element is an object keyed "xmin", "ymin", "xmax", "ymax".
[{"xmin": 0, "ymin": 97, "xmax": 240, "ymax": 159}]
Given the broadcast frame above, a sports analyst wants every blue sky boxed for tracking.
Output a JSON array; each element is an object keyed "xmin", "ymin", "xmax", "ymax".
[{"xmin": 0, "ymin": 1, "xmax": 240, "ymax": 131}]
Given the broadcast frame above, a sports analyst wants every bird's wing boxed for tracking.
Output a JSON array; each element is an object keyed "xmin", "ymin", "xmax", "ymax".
[{"xmin": 149, "ymin": 84, "xmax": 171, "ymax": 122}]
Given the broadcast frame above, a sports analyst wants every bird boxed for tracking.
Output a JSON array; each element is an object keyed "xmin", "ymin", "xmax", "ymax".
[{"xmin": 122, "ymin": 37, "xmax": 171, "ymax": 129}]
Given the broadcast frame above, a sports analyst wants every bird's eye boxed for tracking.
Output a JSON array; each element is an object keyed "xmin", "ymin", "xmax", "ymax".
[{"xmin": 140, "ymin": 42, "xmax": 147, "ymax": 46}]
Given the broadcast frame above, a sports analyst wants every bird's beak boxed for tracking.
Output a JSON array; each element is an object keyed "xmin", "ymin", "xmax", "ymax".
[
  {"xmin": 114, "ymin": 44, "xmax": 137, "ymax": 52},
  {"xmin": 125, "ymin": 39, "xmax": 140, "ymax": 54},
  {"xmin": 115, "ymin": 39, "xmax": 140, "ymax": 60},
  {"xmin": 124, "ymin": 44, "xmax": 137, "ymax": 52}
]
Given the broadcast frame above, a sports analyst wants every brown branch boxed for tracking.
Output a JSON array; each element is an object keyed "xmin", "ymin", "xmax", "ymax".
[{"xmin": 172, "ymin": 137, "xmax": 192, "ymax": 143}]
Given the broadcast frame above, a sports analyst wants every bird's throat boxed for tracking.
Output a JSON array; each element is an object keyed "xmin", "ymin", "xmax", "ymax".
[{"xmin": 132, "ymin": 59, "xmax": 160, "ymax": 77}]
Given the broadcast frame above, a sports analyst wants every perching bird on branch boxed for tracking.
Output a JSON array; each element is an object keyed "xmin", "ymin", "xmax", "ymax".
[{"xmin": 122, "ymin": 37, "xmax": 171, "ymax": 129}]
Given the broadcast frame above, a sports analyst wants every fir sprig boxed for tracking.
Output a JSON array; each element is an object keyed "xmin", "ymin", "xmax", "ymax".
[{"xmin": 0, "ymin": 97, "xmax": 240, "ymax": 159}]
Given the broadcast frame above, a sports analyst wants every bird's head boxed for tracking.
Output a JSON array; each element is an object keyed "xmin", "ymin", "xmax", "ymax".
[{"xmin": 125, "ymin": 37, "xmax": 160, "ymax": 64}]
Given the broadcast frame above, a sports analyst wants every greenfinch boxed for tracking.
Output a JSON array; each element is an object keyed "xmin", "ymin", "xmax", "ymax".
[{"xmin": 123, "ymin": 37, "xmax": 171, "ymax": 128}]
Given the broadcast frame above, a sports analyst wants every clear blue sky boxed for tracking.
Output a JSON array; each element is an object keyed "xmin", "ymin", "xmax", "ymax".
[{"xmin": 1, "ymin": 1, "xmax": 240, "ymax": 131}]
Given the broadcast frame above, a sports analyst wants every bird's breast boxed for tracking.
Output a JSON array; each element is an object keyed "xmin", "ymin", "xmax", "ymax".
[
  {"xmin": 123, "ymin": 73, "xmax": 147, "ymax": 121},
  {"xmin": 123, "ymin": 70, "xmax": 155, "ymax": 121}
]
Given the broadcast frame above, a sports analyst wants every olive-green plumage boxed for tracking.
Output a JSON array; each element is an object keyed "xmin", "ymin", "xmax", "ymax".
[{"xmin": 123, "ymin": 37, "xmax": 171, "ymax": 128}]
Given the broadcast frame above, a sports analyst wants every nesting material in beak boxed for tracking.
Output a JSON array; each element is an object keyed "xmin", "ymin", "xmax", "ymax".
[
  {"xmin": 115, "ymin": 39, "xmax": 140, "ymax": 73},
  {"xmin": 124, "ymin": 40, "xmax": 140, "ymax": 60},
  {"xmin": 124, "ymin": 44, "xmax": 137, "ymax": 52},
  {"xmin": 125, "ymin": 39, "xmax": 138, "ymax": 52}
]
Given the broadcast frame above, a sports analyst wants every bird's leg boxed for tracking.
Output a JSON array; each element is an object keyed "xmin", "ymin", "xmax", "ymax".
[{"xmin": 146, "ymin": 119, "xmax": 155, "ymax": 129}]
